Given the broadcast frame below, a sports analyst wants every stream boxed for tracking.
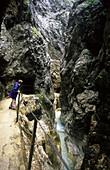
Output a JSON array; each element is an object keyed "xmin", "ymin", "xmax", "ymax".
[{"xmin": 55, "ymin": 109, "xmax": 73, "ymax": 170}]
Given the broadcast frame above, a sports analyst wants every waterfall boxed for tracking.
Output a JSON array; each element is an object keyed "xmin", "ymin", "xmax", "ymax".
[{"xmin": 55, "ymin": 109, "xmax": 73, "ymax": 170}]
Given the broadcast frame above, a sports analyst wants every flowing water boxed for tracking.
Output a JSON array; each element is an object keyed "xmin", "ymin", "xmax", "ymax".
[{"xmin": 55, "ymin": 109, "xmax": 73, "ymax": 170}]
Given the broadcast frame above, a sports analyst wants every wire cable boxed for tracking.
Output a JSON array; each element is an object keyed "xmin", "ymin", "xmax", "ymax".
[{"xmin": 22, "ymin": 97, "xmax": 70, "ymax": 170}]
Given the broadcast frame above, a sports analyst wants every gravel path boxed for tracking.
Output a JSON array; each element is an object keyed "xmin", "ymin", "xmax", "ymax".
[{"xmin": 0, "ymin": 98, "xmax": 25, "ymax": 170}]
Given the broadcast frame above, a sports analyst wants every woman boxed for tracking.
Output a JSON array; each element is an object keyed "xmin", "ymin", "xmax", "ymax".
[{"xmin": 9, "ymin": 79, "xmax": 23, "ymax": 110}]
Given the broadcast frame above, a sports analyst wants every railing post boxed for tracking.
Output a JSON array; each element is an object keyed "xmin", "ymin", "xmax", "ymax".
[
  {"xmin": 28, "ymin": 118, "xmax": 37, "ymax": 170},
  {"xmin": 16, "ymin": 92, "xmax": 20, "ymax": 123}
]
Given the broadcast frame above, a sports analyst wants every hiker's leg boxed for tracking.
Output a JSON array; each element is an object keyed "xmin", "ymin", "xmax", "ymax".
[{"xmin": 12, "ymin": 99, "xmax": 16, "ymax": 109}]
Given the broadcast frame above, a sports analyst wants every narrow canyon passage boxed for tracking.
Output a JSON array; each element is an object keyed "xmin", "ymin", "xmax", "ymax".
[
  {"xmin": 0, "ymin": 98, "xmax": 25, "ymax": 169},
  {"xmin": 0, "ymin": 0, "xmax": 110, "ymax": 169}
]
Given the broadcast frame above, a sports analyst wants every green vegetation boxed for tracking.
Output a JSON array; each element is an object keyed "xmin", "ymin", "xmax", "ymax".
[
  {"xmin": 78, "ymin": 0, "xmax": 95, "ymax": 7},
  {"xmin": 36, "ymin": 94, "xmax": 44, "ymax": 109},
  {"xmin": 64, "ymin": 0, "xmax": 73, "ymax": 7},
  {"xmin": 36, "ymin": 94, "xmax": 43, "ymax": 103},
  {"xmin": 24, "ymin": 0, "xmax": 30, "ymax": 4},
  {"xmin": 86, "ymin": 0, "xmax": 95, "ymax": 4},
  {"xmin": 61, "ymin": 9, "xmax": 66, "ymax": 13},
  {"xmin": 33, "ymin": 27, "xmax": 39, "ymax": 38}
]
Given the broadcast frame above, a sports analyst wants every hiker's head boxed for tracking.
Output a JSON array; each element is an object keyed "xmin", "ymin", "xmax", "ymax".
[{"xmin": 18, "ymin": 79, "xmax": 23, "ymax": 85}]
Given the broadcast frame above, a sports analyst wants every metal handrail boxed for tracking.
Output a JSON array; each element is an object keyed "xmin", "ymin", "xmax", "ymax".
[{"xmin": 22, "ymin": 97, "xmax": 70, "ymax": 170}]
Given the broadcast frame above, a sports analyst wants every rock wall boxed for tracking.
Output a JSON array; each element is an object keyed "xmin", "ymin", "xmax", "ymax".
[
  {"xmin": 29, "ymin": 0, "xmax": 73, "ymax": 59},
  {"xmin": 0, "ymin": 39, "xmax": 7, "ymax": 100},
  {"xmin": 50, "ymin": 59, "xmax": 61, "ymax": 92},
  {"xmin": 60, "ymin": 0, "xmax": 110, "ymax": 169},
  {"xmin": 1, "ymin": 0, "xmax": 110, "ymax": 169},
  {"xmin": 18, "ymin": 94, "xmax": 61, "ymax": 170},
  {"xmin": 0, "ymin": 0, "xmax": 74, "ymax": 169},
  {"xmin": 0, "ymin": 0, "xmax": 74, "ymax": 98},
  {"xmin": 0, "ymin": 0, "xmax": 10, "ymax": 31},
  {"xmin": 0, "ymin": 0, "xmax": 54, "ymax": 101}
]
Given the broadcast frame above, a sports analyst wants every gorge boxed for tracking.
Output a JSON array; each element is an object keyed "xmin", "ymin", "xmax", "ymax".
[{"xmin": 0, "ymin": 0, "xmax": 110, "ymax": 169}]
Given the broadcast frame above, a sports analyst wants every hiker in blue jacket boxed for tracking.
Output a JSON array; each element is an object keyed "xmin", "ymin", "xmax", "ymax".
[{"xmin": 9, "ymin": 80, "xmax": 23, "ymax": 110}]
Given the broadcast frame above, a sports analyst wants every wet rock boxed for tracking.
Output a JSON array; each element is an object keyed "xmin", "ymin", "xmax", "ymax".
[
  {"xmin": 0, "ymin": 38, "xmax": 8, "ymax": 76},
  {"xmin": 0, "ymin": 0, "xmax": 10, "ymax": 31},
  {"xmin": 73, "ymin": 49, "xmax": 96, "ymax": 94},
  {"xmin": 50, "ymin": 59, "xmax": 61, "ymax": 92},
  {"xmin": 0, "ymin": 21, "xmax": 53, "ymax": 99},
  {"xmin": 19, "ymin": 94, "xmax": 61, "ymax": 169},
  {"xmin": 60, "ymin": 0, "xmax": 110, "ymax": 169},
  {"xmin": 20, "ymin": 95, "xmax": 42, "ymax": 121},
  {"xmin": 0, "ymin": 0, "xmax": 74, "ymax": 101},
  {"xmin": 19, "ymin": 94, "xmax": 54, "ymax": 120},
  {"xmin": 1, "ymin": 0, "xmax": 110, "ymax": 169},
  {"xmin": 53, "ymin": 93, "xmax": 60, "ymax": 110},
  {"xmin": 0, "ymin": 82, "xmax": 5, "ymax": 100},
  {"xmin": 29, "ymin": 0, "xmax": 73, "ymax": 59}
]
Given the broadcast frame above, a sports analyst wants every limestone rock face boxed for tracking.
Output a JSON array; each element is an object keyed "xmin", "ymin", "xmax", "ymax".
[
  {"xmin": 0, "ymin": 82, "xmax": 5, "ymax": 100},
  {"xmin": 0, "ymin": 0, "xmax": 74, "ymax": 98},
  {"xmin": 18, "ymin": 94, "xmax": 61, "ymax": 169},
  {"xmin": 1, "ymin": 0, "xmax": 110, "ymax": 169},
  {"xmin": 60, "ymin": 0, "xmax": 110, "ymax": 169},
  {"xmin": 50, "ymin": 59, "xmax": 61, "ymax": 92},
  {"xmin": 0, "ymin": 0, "xmax": 50, "ymax": 100},
  {"xmin": 0, "ymin": 41, "xmax": 7, "ymax": 99},
  {"xmin": 0, "ymin": 1, "xmax": 74, "ymax": 169},
  {"xmin": 0, "ymin": 0, "xmax": 10, "ymax": 30},
  {"xmin": 29, "ymin": 0, "xmax": 73, "ymax": 59},
  {"xmin": 1, "ymin": 21, "xmax": 53, "ymax": 97}
]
